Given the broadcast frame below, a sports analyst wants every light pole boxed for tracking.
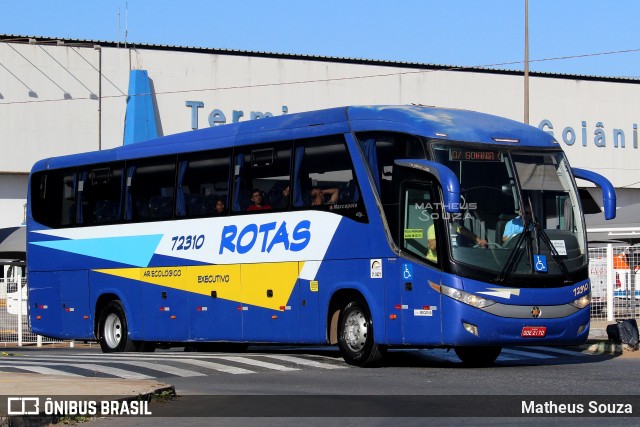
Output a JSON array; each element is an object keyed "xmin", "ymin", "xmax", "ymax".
[
  {"xmin": 524, "ymin": 0, "xmax": 530, "ymax": 124},
  {"xmin": 94, "ymin": 45, "xmax": 102, "ymax": 150}
]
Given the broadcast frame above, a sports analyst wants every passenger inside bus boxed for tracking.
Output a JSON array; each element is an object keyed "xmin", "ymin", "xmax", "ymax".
[
  {"xmin": 247, "ymin": 189, "xmax": 272, "ymax": 211},
  {"xmin": 310, "ymin": 186, "xmax": 339, "ymax": 205},
  {"xmin": 425, "ymin": 222, "xmax": 487, "ymax": 263},
  {"xmin": 214, "ymin": 198, "xmax": 226, "ymax": 215},
  {"xmin": 426, "ymin": 224, "xmax": 437, "ymax": 262},
  {"xmin": 272, "ymin": 184, "xmax": 290, "ymax": 209}
]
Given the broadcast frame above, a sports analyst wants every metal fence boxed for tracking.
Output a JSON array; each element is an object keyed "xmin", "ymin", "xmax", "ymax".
[
  {"xmin": 588, "ymin": 245, "xmax": 640, "ymax": 322},
  {"xmin": 0, "ymin": 277, "xmax": 60, "ymax": 346}
]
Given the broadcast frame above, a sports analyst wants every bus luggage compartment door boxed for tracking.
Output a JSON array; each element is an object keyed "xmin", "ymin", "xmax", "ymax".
[
  {"xmin": 29, "ymin": 270, "xmax": 92, "ymax": 339},
  {"xmin": 241, "ymin": 262, "xmax": 300, "ymax": 342},
  {"xmin": 189, "ymin": 264, "xmax": 243, "ymax": 341},
  {"xmin": 143, "ymin": 284, "xmax": 189, "ymax": 341}
]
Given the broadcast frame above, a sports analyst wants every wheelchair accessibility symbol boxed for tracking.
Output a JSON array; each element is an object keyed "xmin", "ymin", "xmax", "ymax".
[
  {"xmin": 402, "ymin": 263, "xmax": 413, "ymax": 280},
  {"xmin": 534, "ymin": 255, "xmax": 548, "ymax": 272}
]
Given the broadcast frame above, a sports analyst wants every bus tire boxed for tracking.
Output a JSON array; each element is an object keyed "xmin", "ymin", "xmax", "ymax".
[
  {"xmin": 337, "ymin": 298, "xmax": 382, "ymax": 367},
  {"xmin": 98, "ymin": 301, "xmax": 138, "ymax": 353},
  {"xmin": 454, "ymin": 346, "xmax": 502, "ymax": 366}
]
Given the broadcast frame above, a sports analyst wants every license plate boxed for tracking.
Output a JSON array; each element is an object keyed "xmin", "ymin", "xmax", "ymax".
[{"xmin": 521, "ymin": 326, "xmax": 547, "ymax": 337}]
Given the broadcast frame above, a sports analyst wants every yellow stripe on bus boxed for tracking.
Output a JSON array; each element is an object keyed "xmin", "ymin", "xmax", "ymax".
[{"xmin": 94, "ymin": 262, "xmax": 303, "ymax": 311}]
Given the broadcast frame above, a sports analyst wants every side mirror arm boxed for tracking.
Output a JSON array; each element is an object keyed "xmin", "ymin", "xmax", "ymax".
[
  {"xmin": 395, "ymin": 159, "xmax": 461, "ymax": 213},
  {"xmin": 572, "ymin": 168, "xmax": 616, "ymax": 220}
]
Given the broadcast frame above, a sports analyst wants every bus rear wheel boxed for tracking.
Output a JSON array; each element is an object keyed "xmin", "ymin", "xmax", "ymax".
[
  {"xmin": 98, "ymin": 301, "xmax": 138, "ymax": 353},
  {"xmin": 454, "ymin": 346, "xmax": 502, "ymax": 366},
  {"xmin": 337, "ymin": 298, "xmax": 382, "ymax": 367}
]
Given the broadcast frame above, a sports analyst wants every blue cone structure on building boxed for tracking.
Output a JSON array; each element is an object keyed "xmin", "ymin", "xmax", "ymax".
[{"xmin": 123, "ymin": 70, "xmax": 158, "ymax": 145}]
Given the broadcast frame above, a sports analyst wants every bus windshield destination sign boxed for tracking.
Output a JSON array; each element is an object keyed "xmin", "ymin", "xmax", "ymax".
[{"xmin": 449, "ymin": 149, "xmax": 503, "ymax": 162}]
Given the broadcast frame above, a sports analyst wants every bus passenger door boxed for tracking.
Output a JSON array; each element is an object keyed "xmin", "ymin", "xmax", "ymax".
[
  {"xmin": 399, "ymin": 261, "xmax": 442, "ymax": 345},
  {"xmin": 398, "ymin": 184, "xmax": 443, "ymax": 345}
]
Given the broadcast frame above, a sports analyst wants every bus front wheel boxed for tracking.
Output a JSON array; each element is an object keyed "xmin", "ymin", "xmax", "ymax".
[
  {"xmin": 454, "ymin": 346, "xmax": 502, "ymax": 366},
  {"xmin": 337, "ymin": 298, "xmax": 382, "ymax": 367},
  {"xmin": 98, "ymin": 301, "xmax": 138, "ymax": 353}
]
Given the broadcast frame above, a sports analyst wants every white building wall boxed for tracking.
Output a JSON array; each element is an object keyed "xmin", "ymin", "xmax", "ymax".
[{"xmin": 1, "ymin": 40, "xmax": 639, "ymax": 230}]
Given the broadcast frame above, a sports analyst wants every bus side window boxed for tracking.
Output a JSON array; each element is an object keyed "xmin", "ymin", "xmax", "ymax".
[
  {"xmin": 232, "ymin": 142, "xmax": 292, "ymax": 213},
  {"xmin": 355, "ymin": 132, "xmax": 426, "ymax": 237},
  {"xmin": 125, "ymin": 156, "xmax": 176, "ymax": 222},
  {"xmin": 356, "ymin": 132, "xmax": 426, "ymax": 205},
  {"xmin": 402, "ymin": 186, "xmax": 438, "ymax": 264},
  {"xmin": 177, "ymin": 150, "xmax": 231, "ymax": 218},
  {"xmin": 293, "ymin": 136, "xmax": 364, "ymax": 220},
  {"xmin": 31, "ymin": 169, "xmax": 76, "ymax": 228},
  {"xmin": 78, "ymin": 165, "xmax": 124, "ymax": 226}
]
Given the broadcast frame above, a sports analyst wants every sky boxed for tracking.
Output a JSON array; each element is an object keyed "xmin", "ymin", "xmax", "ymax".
[{"xmin": 2, "ymin": 0, "xmax": 639, "ymax": 78}]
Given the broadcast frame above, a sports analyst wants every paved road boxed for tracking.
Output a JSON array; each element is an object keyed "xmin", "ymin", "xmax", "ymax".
[
  {"xmin": 85, "ymin": 345, "xmax": 638, "ymax": 427},
  {"xmin": 0, "ymin": 345, "xmax": 596, "ymax": 379},
  {"xmin": 3, "ymin": 344, "xmax": 637, "ymax": 427}
]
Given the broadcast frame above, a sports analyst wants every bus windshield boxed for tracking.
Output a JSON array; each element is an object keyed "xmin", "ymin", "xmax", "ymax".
[{"xmin": 432, "ymin": 144, "xmax": 587, "ymax": 280}]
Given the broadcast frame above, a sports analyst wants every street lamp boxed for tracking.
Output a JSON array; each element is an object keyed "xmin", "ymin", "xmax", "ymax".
[{"xmin": 524, "ymin": 0, "xmax": 530, "ymax": 124}]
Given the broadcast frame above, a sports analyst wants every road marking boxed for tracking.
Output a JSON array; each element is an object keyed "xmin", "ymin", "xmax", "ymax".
[
  {"xmin": 0, "ymin": 360, "xmax": 153, "ymax": 379},
  {"xmin": 174, "ymin": 358, "xmax": 256, "ymax": 374},
  {"xmin": 259, "ymin": 354, "xmax": 346, "ymax": 369},
  {"xmin": 105, "ymin": 360, "xmax": 208, "ymax": 377},
  {"xmin": 0, "ymin": 364, "xmax": 83, "ymax": 377},
  {"xmin": 519, "ymin": 346, "xmax": 586, "ymax": 357},
  {"xmin": 66, "ymin": 363, "xmax": 154, "ymax": 379},
  {"xmin": 6, "ymin": 353, "xmax": 309, "ymax": 375},
  {"xmin": 436, "ymin": 351, "xmax": 466, "ymax": 362},
  {"xmin": 211, "ymin": 356, "xmax": 300, "ymax": 371},
  {"xmin": 419, "ymin": 349, "xmax": 519, "ymax": 362},
  {"xmin": 7, "ymin": 355, "xmax": 257, "ymax": 376},
  {"xmin": 501, "ymin": 348, "xmax": 555, "ymax": 359},
  {"xmin": 13, "ymin": 355, "xmax": 210, "ymax": 376},
  {"xmin": 496, "ymin": 356, "xmax": 519, "ymax": 361},
  {"xmin": 0, "ymin": 344, "xmax": 588, "ymax": 379}
]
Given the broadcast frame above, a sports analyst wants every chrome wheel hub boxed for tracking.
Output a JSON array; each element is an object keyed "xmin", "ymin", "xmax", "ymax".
[
  {"xmin": 344, "ymin": 310, "xmax": 367, "ymax": 352},
  {"xmin": 103, "ymin": 313, "xmax": 122, "ymax": 349}
]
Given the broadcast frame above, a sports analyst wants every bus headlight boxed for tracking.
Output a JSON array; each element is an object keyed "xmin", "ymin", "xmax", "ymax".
[
  {"xmin": 569, "ymin": 292, "xmax": 591, "ymax": 309},
  {"xmin": 440, "ymin": 285, "xmax": 496, "ymax": 309}
]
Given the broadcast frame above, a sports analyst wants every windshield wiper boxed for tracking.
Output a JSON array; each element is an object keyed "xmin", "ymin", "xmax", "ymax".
[
  {"xmin": 525, "ymin": 196, "xmax": 572, "ymax": 283},
  {"xmin": 495, "ymin": 229, "xmax": 528, "ymax": 283},
  {"xmin": 496, "ymin": 201, "xmax": 572, "ymax": 284},
  {"xmin": 533, "ymin": 221, "xmax": 572, "ymax": 284}
]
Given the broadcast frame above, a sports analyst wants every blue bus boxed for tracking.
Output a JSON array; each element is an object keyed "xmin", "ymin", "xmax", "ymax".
[{"xmin": 27, "ymin": 105, "xmax": 616, "ymax": 366}]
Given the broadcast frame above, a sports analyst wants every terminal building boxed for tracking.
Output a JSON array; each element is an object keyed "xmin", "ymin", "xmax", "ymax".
[{"xmin": 1, "ymin": 34, "xmax": 639, "ymax": 245}]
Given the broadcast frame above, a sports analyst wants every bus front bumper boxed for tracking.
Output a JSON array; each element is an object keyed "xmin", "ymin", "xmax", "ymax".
[{"xmin": 441, "ymin": 298, "xmax": 591, "ymax": 347}]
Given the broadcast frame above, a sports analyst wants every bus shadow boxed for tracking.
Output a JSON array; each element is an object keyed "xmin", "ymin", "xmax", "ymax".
[
  {"xmin": 187, "ymin": 344, "xmax": 623, "ymax": 369},
  {"xmin": 379, "ymin": 347, "xmax": 623, "ymax": 369}
]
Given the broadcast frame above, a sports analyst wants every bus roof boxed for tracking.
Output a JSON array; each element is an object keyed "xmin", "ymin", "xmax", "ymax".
[{"xmin": 32, "ymin": 105, "xmax": 559, "ymax": 172}]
